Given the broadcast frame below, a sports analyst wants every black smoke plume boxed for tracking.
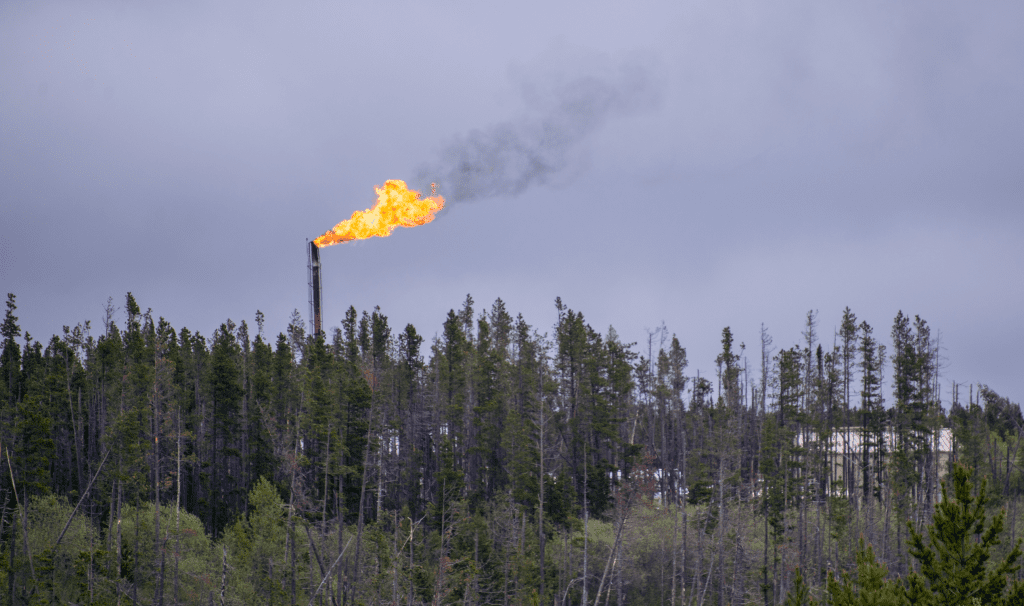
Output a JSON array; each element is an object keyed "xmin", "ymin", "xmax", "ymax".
[{"xmin": 419, "ymin": 56, "xmax": 659, "ymax": 203}]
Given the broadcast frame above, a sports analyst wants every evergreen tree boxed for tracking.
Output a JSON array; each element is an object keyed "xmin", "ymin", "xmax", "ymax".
[
  {"xmin": 10, "ymin": 399, "xmax": 55, "ymax": 497},
  {"xmin": 248, "ymin": 319, "xmax": 277, "ymax": 495},
  {"xmin": 784, "ymin": 567, "xmax": 817, "ymax": 606},
  {"xmin": 338, "ymin": 306, "xmax": 372, "ymax": 522},
  {"xmin": 904, "ymin": 464, "xmax": 1024, "ymax": 606},
  {"xmin": 891, "ymin": 313, "xmax": 925, "ymax": 529},
  {"xmin": 1, "ymin": 293, "xmax": 21, "ymax": 409},
  {"xmin": 859, "ymin": 322, "xmax": 885, "ymax": 503},
  {"xmin": 303, "ymin": 330, "xmax": 334, "ymax": 519},
  {"xmin": 209, "ymin": 322, "xmax": 243, "ymax": 536},
  {"xmin": 224, "ymin": 476, "xmax": 290, "ymax": 604},
  {"xmin": 826, "ymin": 541, "xmax": 906, "ymax": 606},
  {"xmin": 470, "ymin": 305, "xmax": 509, "ymax": 504},
  {"xmin": 13, "ymin": 293, "xmax": 1024, "ymax": 605},
  {"xmin": 839, "ymin": 308, "xmax": 858, "ymax": 500},
  {"xmin": 397, "ymin": 322, "xmax": 425, "ymax": 516},
  {"xmin": 439, "ymin": 308, "xmax": 469, "ymax": 471}
]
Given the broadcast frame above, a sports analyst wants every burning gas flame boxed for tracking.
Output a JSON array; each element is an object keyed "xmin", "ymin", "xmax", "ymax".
[{"xmin": 313, "ymin": 180, "xmax": 445, "ymax": 247}]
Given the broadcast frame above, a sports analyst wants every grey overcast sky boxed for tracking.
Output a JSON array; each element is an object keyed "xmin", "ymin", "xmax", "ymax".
[{"xmin": 2, "ymin": 0, "xmax": 1022, "ymax": 404}]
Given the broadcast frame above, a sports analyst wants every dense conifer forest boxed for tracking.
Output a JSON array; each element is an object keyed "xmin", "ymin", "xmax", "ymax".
[{"xmin": 1, "ymin": 291, "xmax": 1022, "ymax": 606}]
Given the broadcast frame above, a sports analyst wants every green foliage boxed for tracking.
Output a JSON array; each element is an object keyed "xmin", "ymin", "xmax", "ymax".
[
  {"xmin": 905, "ymin": 464, "xmax": 1024, "ymax": 606},
  {"xmin": 785, "ymin": 567, "xmax": 818, "ymax": 606},
  {"xmin": 2, "ymin": 494, "xmax": 99, "ymax": 604},
  {"xmin": 433, "ymin": 438, "xmax": 466, "ymax": 528},
  {"xmin": 222, "ymin": 477, "xmax": 289, "ymax": 604},
  {"xmin": 248, "ymin": 329, "xmax": 278, "ymax": 490},
  {"xmin": 826, "ymin": 541, "xmax": 907, "ymax": 606},
  {"xmin": 543, "ymin": 473, "xmax": 577, "ymax": 529},
  {"xmin": 859, "ymin": 321, "xmax": 887, "ymax": 502},
  {"xmin": 760, "ymin": 415, "xmax": 787, "ymax": 535},
  {"xmin": 9, "ymin": 399, "xmax": 55, "ymax": 497},
  {"xmin": 209, "ymin": 322, "xmax": 243, "ymax": 535},
  {"xmin": 608, "ymin": 501, "xmax": 687, "ymax": 606},
  {"xmin": 118, "ymin": 500, "xmax": 217, "ymax": 604},
  {"xmin": 1, "ymin": 292, "xmax": 22, "ymax": 407},
  {"xmin": 824, "ymin": 467, "xmax": 1024, "ymax": 606},
  {"xmin": 13, "ymin": 291, "xmax": 1024, "ymax": 606}
]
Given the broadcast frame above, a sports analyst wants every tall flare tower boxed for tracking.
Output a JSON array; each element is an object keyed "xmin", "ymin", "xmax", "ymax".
[{"xmin": 307, "ymin": 240, "xmax": 323, "ymax": 338}]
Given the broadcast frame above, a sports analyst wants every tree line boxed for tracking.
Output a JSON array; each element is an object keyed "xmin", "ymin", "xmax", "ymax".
[{"xmin": 0, "ymin": 291, "xmax": 1021, "ymax": 606}]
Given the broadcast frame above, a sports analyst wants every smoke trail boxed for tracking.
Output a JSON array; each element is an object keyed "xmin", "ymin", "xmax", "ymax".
[{"xmin": 419, "ymin": 56, "xmax": 659, "ymax": 203}]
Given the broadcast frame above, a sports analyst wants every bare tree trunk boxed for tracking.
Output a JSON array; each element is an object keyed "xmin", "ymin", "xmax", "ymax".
[
  {"xmin": 405, "ymin": 517, "xmax": 409, "ymax": 606},
  {"xmin": 74, "ymin": 387, "xmax": 86, "ymax": 497},
  {"xmin": 242, "ymin": 344, "xmax": 250, "ymax": 516},
  {"xmin": 352, "ymin": 422, "xmax": 374, "ymax": 604},
  {"xmin": 690, "ymin": 505, "xmax": 706, "ymax": 605},
  {"xmin": 815, "ymin": 483, "xmax": 822, "ymax": 584},
  {"xmin": 158, "ymin": 541, "xmax": 167, "ymax": 606},
  {"xmin": 6, "ymin": 449, "xmax": 37, "ymax": 590},
  {"xmin": 615, "ymin": 542, "xmax": 623, "ymax": 606},
  {"xmin": 733, "ymin": 533, "xmax": 745, "ymax": 606},
  {"xmin": 308, "ymin": 527, "xmax": 315, "ymax": 605},
  {"xmin": 154, "ymin": 438, "xmax": 164, "ymax": 606},
  {"xmin": 117, "ymin": 480, "xmax": 123, "ymax": 603},
  {"xmin": 503, "ymin": 521, "xmax": 510, "ymax": 606},
  {"xmin": 6, "ymin": 508, "xmax": 14, "ymax": 606},
  {"xmin": 717, "ymin": 454, "xmax": 726, "ymax": 606},
  {"xmin": 517, "ymin": 510, "xmax": 526, "ymax": 602},
  {"xmin": 560, "ymin": 531, "xmax": 570, "ymax": 606},
  {"xmin": 698, "ymin": 535, "xmax": 716, "ymax": 606},
  {"xmin": 154, "ymin": 373, "xmax": 165, "ymax": 606},
  {"xmin": 776, "ymin": 448, "xmax": 784, "ymax": 605},
  {"xmin": 306, "ymin": 525, "xmax": 339, "ymax": 606},
  {"xmin": 434, "ymin": 480, "xmax": 449, "ymax": 606},
  {"xmin": 309, "ymin": 538, "xmax": 353, "ymax": 606},
  {"xmin": 582, "ymin": 444, "xmax": 589, "ymax": 606},
  {"xmin": 219, "ymin": 545, "xmax": 228, "ymax": 606},
  {"xmin": 132, "ymin": 496, "xmax": 140, "ymax": 606},
  {"xmin": 337, "ymin": 427, "xmax": 344, "ymax": 606},
  {"xmin": 537, "ymin": 360, "xmax": 547, "ymax": 606},
  {"xmin": 376, "ymin": 435, "xmax": 384, "ymax": 521},
  {"xmin": 290, "ymin": 436, "xmax": 299, "ymax": 606},
  {"xmin": 672, "ymin": 496, "xmax": 678, "ymax": 606},
  {"xmin": 594, "ymin": 490, "xmax": 630, "ymax": 606},
  {"xmin": 394, "ymin": 512, "xmax": 399, "ymax": 606},
  {"xmin": 176, "ymin": 398, "xmax": 182, "ymax": 606},
  {"xmin": 324, "ymin": 429, "xmax": 331, "ymax": 526},
  {"xmin": 108, "ymin": 475, "xmax": 116, "ymax": 579},
  {"xmin": 763, "ymin": 491, "xmax": 769, "ymax": 606},
  {"xmin": 681, "ymin": 427, "xmax": 688, "ymax": 606},
  {"xmin": 471, "ymin": 531, "xmax": 480, "ymax": 606}
]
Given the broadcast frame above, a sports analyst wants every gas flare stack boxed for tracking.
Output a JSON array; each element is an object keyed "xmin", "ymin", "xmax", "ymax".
[{"xmin": 307, "ymin": 240, "xmax": 323, "ymax": 338}]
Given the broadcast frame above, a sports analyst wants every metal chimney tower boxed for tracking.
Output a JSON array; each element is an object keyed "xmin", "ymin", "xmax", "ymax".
[{"xmin": 307, "ymin": 240, "xmax": 323, "ymax": 337}]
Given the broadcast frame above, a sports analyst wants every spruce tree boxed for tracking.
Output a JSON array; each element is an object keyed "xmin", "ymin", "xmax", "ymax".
[
  {"xmin": 784, "ymin": 567, "xmax": 817, "ymax": 606},
  {"xmin": 1, "ymin": 293, "xmax": 21, "ymax": 409},
  {"xmin": 826, "ymin": 541, "xmax": 906, "ymax": 606},
  {"xmin": 859, "ymin": 322, "xmax": 885, "ymax": 504},
  {"xmin": 209, "ymin": 323, "xmax": 243, "ymax": 536},
  {"xmin": 839, "ymin": 308, "xmax": 858, "ymax": 501},
  {"xmin": 904, "ymin": 464, "xmax": 1024, "ymax": 606}
]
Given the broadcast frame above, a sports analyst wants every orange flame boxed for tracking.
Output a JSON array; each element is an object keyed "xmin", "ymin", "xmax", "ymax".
[{"xmin": 313, "ymin": 180, "xmax": 445, "ymax": 247}]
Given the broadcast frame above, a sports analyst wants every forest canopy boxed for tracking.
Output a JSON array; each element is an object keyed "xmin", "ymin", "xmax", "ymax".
[{"xmin": 1, "ymin": 291, "xmax": 1020, "ymax": 606}]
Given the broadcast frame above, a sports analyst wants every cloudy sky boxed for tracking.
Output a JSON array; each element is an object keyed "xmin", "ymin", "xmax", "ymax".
[{"xmin": 2, "ymin": 0, "xmax": 1022, "ymax": 404}]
